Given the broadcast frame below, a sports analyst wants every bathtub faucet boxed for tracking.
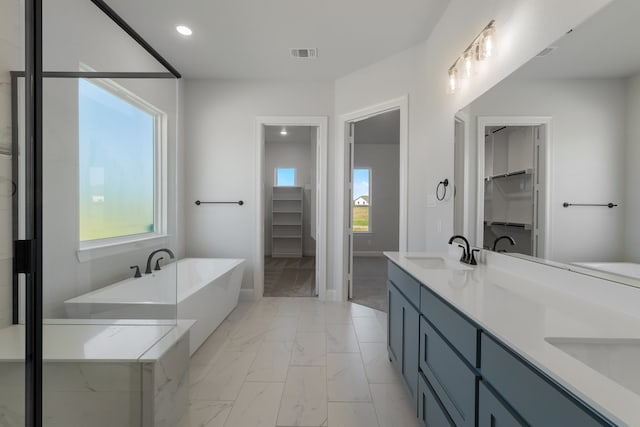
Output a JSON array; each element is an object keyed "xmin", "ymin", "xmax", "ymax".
[{"xmin": 145, "ymin": 248, "xmax": 175, "ymax": 274}]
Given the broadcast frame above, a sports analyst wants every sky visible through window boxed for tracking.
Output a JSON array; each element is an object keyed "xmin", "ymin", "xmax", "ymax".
[
  {"xmin": 276, "ymin": 168, "xmax": 296, "ymax": 186},
  {"xmin": 353, "ymin": 168, "xmax": 370, "ymax": 199},
  {"xmin": 79, "ymin": 79, "xmax": 155, "ymax": 241},
  {"xmin": 353, "ymin": 168, "xmax": 370, "ymax": 232}
]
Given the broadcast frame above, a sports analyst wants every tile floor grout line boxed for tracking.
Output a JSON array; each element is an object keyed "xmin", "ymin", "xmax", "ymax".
[{"xmin": 182, "ymin": 297, "xmax": 416, "ymax": 427}]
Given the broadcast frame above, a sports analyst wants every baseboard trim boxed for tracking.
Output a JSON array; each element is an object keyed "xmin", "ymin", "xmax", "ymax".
[{"xmin": 353, "ymin": 251, "xmax": 385, "ymax": 257}]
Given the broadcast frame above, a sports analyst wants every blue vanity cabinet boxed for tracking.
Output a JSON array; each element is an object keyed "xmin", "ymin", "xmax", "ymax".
[
  {"xmin": 478, "ymin": 381, "xmax": 525, "ymax": 427},
  {"xmin": 387, "ymin": 260, "xmax": 614, "ymax": 427},
  {"xmin": 387, "ymin": 283, "xmax": 403, "ymax": 370},
  {"xmin": 418, "ymin": 371, "xmax": 455, "ymax": 426},
  {"xmin": 419, "ymin": 286, "xmax": 479, "ymax": 427},
  {"xmin": 387, "ymin": 262, "xmax": 420, "ymax": 403},
  {"xmin": 480, "ymin": 334, "xmax": 613, "ymax": 427}
]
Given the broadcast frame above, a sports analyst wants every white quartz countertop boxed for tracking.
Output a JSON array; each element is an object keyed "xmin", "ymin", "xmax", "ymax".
[
  {"xmin": 384, "ymin": 251, "xmax": 640, "ymax": 427},
  {"xmin": 0, "ymin": 320, "xmax": 193, "ymax": 362}
]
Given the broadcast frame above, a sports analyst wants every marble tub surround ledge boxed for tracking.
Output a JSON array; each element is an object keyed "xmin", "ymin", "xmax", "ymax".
[
  {"xmin": 0, "ymin": 320, "xmax": 194, "ymax": 427},
  {"xmin": 384, "ymin": 250, "xmax": 640, "ymax": 426}
]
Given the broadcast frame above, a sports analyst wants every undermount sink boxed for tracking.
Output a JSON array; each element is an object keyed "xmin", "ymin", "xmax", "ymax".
[
  {"xmin": 404, "ymin": 256, "xmax": 471, "ymax": 271},
  {"xmin": 545, "ymin": 337, "xmax": 640, "ymax": 396}
]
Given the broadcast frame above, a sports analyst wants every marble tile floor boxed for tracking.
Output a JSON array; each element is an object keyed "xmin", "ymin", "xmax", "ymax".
[
  {"xmin": 264, "ymin": 257, "xmax": 316, "ymax": 297},
  {"xmin": 179, "ymin": 297, "xmax": 419, "ymax": 427},
  {"xmin": 351, "ymin": 257, "xmax": 388, "ymax": 312}
]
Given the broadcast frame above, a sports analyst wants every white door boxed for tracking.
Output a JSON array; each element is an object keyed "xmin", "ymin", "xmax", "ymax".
[
  {"xmin": 533, "ymin": 124, "xmax": 546, "ymax": 258},
  {"xmin": 347, "ymin": 123, "xmax": 355, "ymax": 298},
  {"xmin": 313, "ymin": 126, "xmax": 319, "ymax": 297}
]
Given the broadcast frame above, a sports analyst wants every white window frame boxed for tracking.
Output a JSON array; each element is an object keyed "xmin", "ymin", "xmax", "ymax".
[
  {"xmin": 275, "ymin": 167, "xmax": 297, "ymax": 186},
  {"xmin": 76, "ymin": 77, "xmax": 168, "ymax": 262},
  {"xmin": 353, "ymin": 167, "xmax": 372, "ymax": 234}
]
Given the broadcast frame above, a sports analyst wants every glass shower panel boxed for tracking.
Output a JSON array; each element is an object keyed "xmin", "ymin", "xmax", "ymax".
[
  {"xmin": 38, "ymin": 75, "xmax": 180, "ymax": 427},
  {"xmin": 38, "ymin": 0, "xmax": 181, "ymax": 425},
  {"xmin": 0, "ymin": 0, "xmax": 25, "ymax": 425},
  {"xmin": 42, "ymin": 0, "xmax": 170, "ymax": 74},
  {"xmin": 41, "ymin": 76, "xmax": 179, "ymax": 325}
]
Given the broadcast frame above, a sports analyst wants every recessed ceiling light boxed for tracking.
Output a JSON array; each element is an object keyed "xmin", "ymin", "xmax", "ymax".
[
  {"xmin": 280, "ymin": 127, "xmax": 288, "ymax": 135},
  {"xmin": 176, "ymin": 25, "xmax": 193, "ymax": 36}
]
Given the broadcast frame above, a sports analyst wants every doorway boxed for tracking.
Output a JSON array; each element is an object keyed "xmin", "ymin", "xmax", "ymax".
[
  {"xmin": 347, "ymin": 109, "xmax": 401, "ymax": 311},
  {"xmin": 263, "ymin": 126, "xmax": 317, "ymax": 297},
  {"xmin": 254, "ymin": 116, "xmax": 328, "ymax": 300},
  {"xmin": 477, "ymin": 117, "xmax": 551, "ymax": 257}
]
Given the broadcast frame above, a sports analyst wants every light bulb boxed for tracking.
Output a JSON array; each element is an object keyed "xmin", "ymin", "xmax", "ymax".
[
  {"xmin": 447, "ymin": 68, "xmax": 458, "ymax": 94},
  {"xmin": 481, "ymin": 27, "xmax": 495, "ymax": 59},
  {"xmin": 280, "ymin": 127, "xmax": 288, "ymax": 135},
  {"xmin": 176, "ymin": 25, "xmax": 193, "ymax": 36},
  {"xmin": 463, "ymin": 53, "xmax": 473, "ymax": 79}
]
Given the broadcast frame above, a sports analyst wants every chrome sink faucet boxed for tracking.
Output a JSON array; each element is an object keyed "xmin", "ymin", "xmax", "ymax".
[
  {"xmin": 448, "ymin": 235, "xmax": 479, "ymax": 265},
  {"xmin": 145, "ymin": 248, "xmax": 175, "ymax": 274}
]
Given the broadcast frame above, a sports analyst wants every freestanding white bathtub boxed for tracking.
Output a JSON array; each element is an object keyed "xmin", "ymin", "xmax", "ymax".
[{"xmin": 64, "ymin": 258, "xmax": 246, "ymax": 354}]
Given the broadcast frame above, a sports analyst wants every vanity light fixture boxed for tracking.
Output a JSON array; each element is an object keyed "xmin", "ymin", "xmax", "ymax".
[
  {"xmin": 447, "ymin": 20, "xmax": 496, "ymax": 94},
  {"xmin": 176, "ymin": 25, "xmax": 193, "ymax": 36},
  {"xmin": 463, "ymin": 51, "xmax": 474, "ymax": 79},
  {"xmin": 448, "ymin": 68, "xmax": 458, "ymax": 94},
  {"xmin": 280, "ymin": 127, "xmax": 288, "ymax": 136},
  {"xmin": 479, "ymin": 24, "xmax": 495, "ymax": 60}
]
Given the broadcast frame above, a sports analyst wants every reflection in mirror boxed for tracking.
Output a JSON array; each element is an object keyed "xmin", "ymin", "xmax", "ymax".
[
  {"xmin": 453, "ymin": 115, "xmax": 466, "ymax": 236},
  {"xmin": 457, "ymin": 0, "xmax": 640, "ymax": 285}
]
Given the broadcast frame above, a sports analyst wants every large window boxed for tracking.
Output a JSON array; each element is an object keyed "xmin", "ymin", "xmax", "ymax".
[
  {"xmin": 353, "ymin": 168, "xmax": 370, "ymax": 232},
  {"xmin": 275, "ymin": 167, "xmax": 296, "ymax": 186},
  {"xmin": 79, "ymin": 79, "xmax": 162, "ymax": 244}
]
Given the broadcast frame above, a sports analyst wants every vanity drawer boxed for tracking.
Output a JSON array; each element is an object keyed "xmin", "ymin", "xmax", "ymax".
[
  {"xmin": 418, "ymin": 371, "xmax": 454, "ymax": 427},
  {"xmin": 388, "ymin": 261, "xmax": 420, "ymax": 307},
  {"xmin": 478, "ymin": 380, "xmax": 525, "ymax": 427},
  {"xmin": 481, "ymin": 334, "xmax": 611, "ymax": 426},
  {"xmin": 420, "ymin": 316, "xmax": 477, "ymax": 427},
  {"xmin": 420, "ymin": 286, "xmax": 478, "ymax": 366}
]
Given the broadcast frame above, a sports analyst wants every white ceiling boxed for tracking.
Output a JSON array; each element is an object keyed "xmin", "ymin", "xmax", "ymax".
[
  {"xmin": 104, "ymin": 0, "xmax": 449, "ymax": 80},
  {"xmin": 512, "ymin": 0, "xmax": 640, "ymax": 80},
  {"xmin": 265, "ymin": 126, "xmax": 313, "ymax": 144}
]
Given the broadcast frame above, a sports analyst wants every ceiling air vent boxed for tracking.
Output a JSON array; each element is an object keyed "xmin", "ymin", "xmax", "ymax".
[
  {"xmin": 536, "ymin": 46, "xmax": 558, "ymax": 57},
  {"xmin": 290, "ymin": 48, "xmax": 318, "ymax": 59}
]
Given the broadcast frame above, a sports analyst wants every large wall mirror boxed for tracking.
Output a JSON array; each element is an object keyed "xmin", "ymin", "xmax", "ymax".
[{"xmin": 456, "ymin": 0, "xmax": 640, "ymax": 287}]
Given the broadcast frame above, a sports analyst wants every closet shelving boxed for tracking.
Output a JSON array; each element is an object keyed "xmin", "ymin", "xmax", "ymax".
[
  {"xmin": 484, "ymin": 126, "xmax": 536, "ymax": 254},
  {"xmin": 271, "ymin": 186, "xmax": 303, "ymax": 258}
]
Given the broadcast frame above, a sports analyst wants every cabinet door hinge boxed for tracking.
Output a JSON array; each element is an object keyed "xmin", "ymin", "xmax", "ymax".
[{"xmin": 14, "ymin": 239, "xmax": 35, "ymax": 274}]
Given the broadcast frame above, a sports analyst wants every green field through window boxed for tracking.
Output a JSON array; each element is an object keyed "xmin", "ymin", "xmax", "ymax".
[{"xmin": 353, "ymin": 168, "xmax": 370, "ymax": 232}]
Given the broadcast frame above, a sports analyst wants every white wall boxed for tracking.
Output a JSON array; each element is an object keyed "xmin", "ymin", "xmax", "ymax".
[
  {"xmin": 41, "ymin": 0, "xmax": 183, "ymax": 317},
  {"xmin": 180, "ymin": 0, "xmax": 612, "ymax": 298},
  {"xmin": 184, "ymin": 80, "xmax": 333, "ymax": 290},
  {"xmin": 468, "ymin": 77, "xmax": 626, "ymax": 262},
  {"xmin": 353, "ymin": 144, "xmax": 399, "ymax": 253},
  {"xmin": 331, "ymin": 0, "xmax": 612, "ymax": 295},
  {"xmin": 264, "ymin": 130, "xmax": 315, "ymax": 256},
  {"xmin": 625, "ymin": 72, "xmax": 640, "ymax": 261},
  {"xmin": 0, "ymin": 0, "xmax": 23, "ymax": 327}
]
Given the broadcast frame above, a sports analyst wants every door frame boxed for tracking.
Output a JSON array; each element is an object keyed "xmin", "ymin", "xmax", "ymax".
[
  {"xmin": 254, "ymin": 116, "xmax": 328, "ymax": 301},
  {"xmin": 454, "ymin": 110, "xmax": 471, "ymax": 238},
  {"xmin": 476, "ymin": 116, "xmax": 552, "ymax": 258},
  {"xmin": 336, "ymin": 96, "xmax": 409, "ymax": 302}
]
